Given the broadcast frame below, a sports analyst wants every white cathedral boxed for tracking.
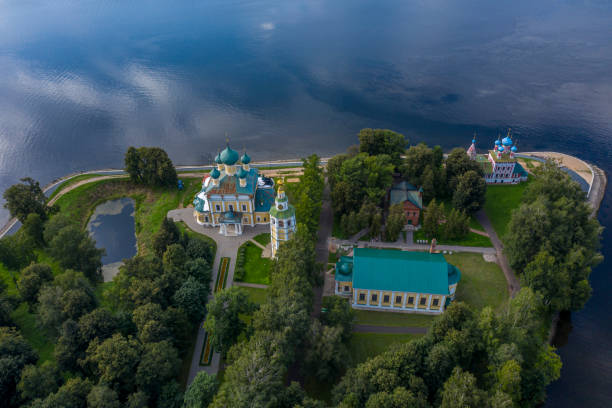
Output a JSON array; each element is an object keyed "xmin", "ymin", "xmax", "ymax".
[{"xmin": 192, "ymin": 143, "xmax": 296, "ymax": 257}]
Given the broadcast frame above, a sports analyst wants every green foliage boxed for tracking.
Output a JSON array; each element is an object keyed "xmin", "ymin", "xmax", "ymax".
[
  {"xmin": 0, "ymin": 234, "xmax": 36, "ymax": 271},
  {"xmin": 445, "ymin": 148, "xmax": 483, "ymax": 191},
  {"xmin": 136, "ymin": 340, "xmax": 180, "ymax": 397},
  {"xmin": 423, "ymin": 199, "xmax": 444, "ymax": 239},
  {"xmin": 290, "ymin": 155, "xmax": 325, "ymax": 236},
  {"xmin": 173, "ymin": 276, "xmax": 209, "ymax": 322},
  {"xmin": 153, "ymin": 217, "xmax": 181, "ymax": 257},
  {"xmin": 124, "ymin": 146, "xmax": 178, "ymax": 187},
  {"xmin": 86, "ymin": 385, "xmax": 120, "ymax": 408},
  {"xmin": 38, "ymin": 377, "xmax": 92, "ymax": 408},
  {"xmin": 3, "ymin": 177, "xmax": 48, "ymax": 222},
  {"xmin": 22, "ymin": 213, "xmax": 45, "ymax": 247},
  {"xmin": 18, "ymin": 263, "xmax": 53, "ymax": 308},
  {"xmin": 401, "ymin": 143, "xmax": 446, "ymax": 201},
  {"xmin": 204, "ymin": 287, "xmax": 256, "ymax": 356},
  {"xmin": 183, "ymin": 371, "xmax": 218, "ymax": 408},
  {"xmin": 440, "ymin": 367, "xmax": 488, "ymax": 408},
  {"xmin": 443, "ymin": 208, "xmax": 470, "ymax": 240},
  {"xmin": 452, "ymin": 170, "xmax": 487, "ymax": 214},
  {"xmin": 357, "ymin": 128, "xmax": 407, "ymax": 168},
  {"xmin": 385, "ymin": 203, "xmax": 406, "ymax": 242},
  {"xmin": 0, "ymin": 327, "xmax": 38, "ymax": 407},
  {"xmin": 304, "ymin": 320, "xmax": 348, "ymax": 382},
  {"xmin": 321, "ymin": 296, "xmax": 355, "ymax": 342},
  {"xmin": 46, "ymin": 224, "xmax": 105, "ymax": 282},
  {"xmin": 505, "ymin": 160, "xmax": 602, "ymax": 312},
  {"xmin": 17, "ymin": 362, "xmax": 62, "ymax": 404}
]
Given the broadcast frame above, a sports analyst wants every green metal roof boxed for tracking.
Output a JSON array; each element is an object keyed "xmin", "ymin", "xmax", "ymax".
[
  {"xmin": 351, "ymin": 248, "xmax": 459, "ymax": 295},
  {"xmin": 335, "ymin": 256, "xmax": 353, "ymax": 281},
  {"xmin": 269, "ymin": 204, "xmax": 295, "ymax": 219},
  {"xmin": 513, "ymin": 162, "xmax": 528, "ymax": 177},
  {"xmin": 389, "ymin": 182, "xmax": 423, "ymax": 209}
]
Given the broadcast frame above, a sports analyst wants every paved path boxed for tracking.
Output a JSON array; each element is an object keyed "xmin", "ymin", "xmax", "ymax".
[
  {"xmin": 312, "ymin": 181, "xmax": 333, "ymax": 318},
  {"xmin": 353, "ymin": 325, "xmax": 428, "ymax": 334},
  {"xmin": 330, "ymin": 237, "xmax": 496, "ymax": 255},
  {"xmin": 474, "ymin": 210, "xmax": 520, "ymax": 296},
  {"xmin": 167, "ymin": 208, "xmax": 269, "ymax": 385},
  {"xmin": 248, "ymin": 238, "xmax": 266, "ymax": 250},
  {"xmin": 233, "ymin": 282, "xmax": 269, "ymax": 289}
]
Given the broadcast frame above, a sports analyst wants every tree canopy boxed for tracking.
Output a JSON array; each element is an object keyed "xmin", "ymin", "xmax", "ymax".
[
  {"xmin": 124, "ymin": 146, "xmax": 178, "ymax": 187},
  {"xmin": 3, "ymin": 177, "xmax": 48, "ymax": 222}
]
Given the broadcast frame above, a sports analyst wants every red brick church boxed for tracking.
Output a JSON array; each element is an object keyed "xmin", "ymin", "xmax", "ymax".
[{"xmin": 389, "ymin": 181, "xmax": 423, "ymax": 226}]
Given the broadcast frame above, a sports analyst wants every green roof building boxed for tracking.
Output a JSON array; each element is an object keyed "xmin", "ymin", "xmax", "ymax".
[{"xmin": 335, "ymin": 248, "xmax": 461, "ymax": 314}]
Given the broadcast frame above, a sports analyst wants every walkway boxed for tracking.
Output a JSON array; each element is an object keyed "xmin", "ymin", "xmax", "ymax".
[
  {"xmin": 312, "ymin": 181, "xmax": 333, "ymax": 318},
  {"xmin": 474, "ymin": 210, "xmax": 520, "ymax": 296},
  {"xmin": 353, "ymin": 325, "xmax": 428, "ymax": 334},
  {"xmin": 167, "ymin": 208, "xmax": 269, "ymax": 384},
  {"xmin": 330, "ymin": 237, "xmax": 496, "ymax": 255}
]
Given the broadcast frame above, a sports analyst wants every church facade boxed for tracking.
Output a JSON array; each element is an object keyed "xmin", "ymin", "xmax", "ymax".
[{"xmin": 192, "ymin": 144, "xmax": 295, "ymax": 252}]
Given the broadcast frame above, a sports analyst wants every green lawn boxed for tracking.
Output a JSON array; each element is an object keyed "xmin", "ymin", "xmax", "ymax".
[
  {"xmin": 438, "ymin": 199, "xmax": 485, "ymax": 232},
  {"xmin": 253, "ymin": 233, "xmax": 271, "ymax": 247},
  {"xmin": 240, "ymin": 286, "xmax": 268, "ymax": 305},
  {"xmin": 445, "ymin": 253, "xmax": 508, "ymax": 311},
  {"xmin": 348, "ymin": 332, "xmax": 423, "ymax": 366},
  {"xmin": 11, "ymin": 303, "xmax": 55, "ymax": 365},
  {"xmin": 413, "ymin": 228, "xmax": 493, "ymax": 247},
  {"xmin": 483, "ymin": 176, "xmax": 532, "ymax": 240},
  {"xmin": 180, "ymin": 177, "xmax": 205, "ymax": 208},
  {"xmin": 235, "ymin": 242, "xmax": 271, "ymax": 285},
  {"xmin": 353, "ymin": 309, "xmax": 434, "ymax": 328}
]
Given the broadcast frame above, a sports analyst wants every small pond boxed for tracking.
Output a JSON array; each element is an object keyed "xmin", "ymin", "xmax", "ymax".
[{"xmin": 87, "ymin": 197, "xmax": 137, "ymax": 282}]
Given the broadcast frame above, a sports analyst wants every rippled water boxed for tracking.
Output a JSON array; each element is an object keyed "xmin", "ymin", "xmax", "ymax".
[{"xmin": 0, "ymin": 0, "xmax": 611, "ymax": 404}]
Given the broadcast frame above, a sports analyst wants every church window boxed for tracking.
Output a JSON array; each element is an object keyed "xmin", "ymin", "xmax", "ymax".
[
  {"xmin": 287, "ymin": 220, "xmax": 291, "ymax": 226},
  {"xmin": 215, "ymin": 204, "xmax": 220, "ymax": 211},
  {"xmin": 257, "ymin": 216, "xmax": 261, "ymax": 222},
  {"xmin": 359, "ymin": 293, "xmax": 366, "ymax": 301},
  {"xmin": 395, "ymin": 295, "xmax": 402, "ymax": 304},
  {"xmin": 370, "ymin": 293, "xmax": 378, "ymax": 303},
  {"xmin": 229, "ymin": 204, "xmax": 234, "ymax": 212},
  {"xmin": 242, "ymin": 204, "xmax": 247, "ymax": 211},
  {"xmin": 205, "ymin": 216, "xmax": 209, "ymax": 222},
  {"xmin": 344, "ymin": 285, "xmax": 349, "ymax": 292},
  {"xmin": 420, "ymin": 297, "xmax": 427, "ymax": 306},
  {"xmin": 408, "ymin": 296, "xmax": 415, "ymax": 305},
  {"xmin": 383, "ymin": 295, "xmax": 390, "ymax": 303},
  {"xmin": 432, "ymin": 298, "xmax": 440, "ymax": 307}
]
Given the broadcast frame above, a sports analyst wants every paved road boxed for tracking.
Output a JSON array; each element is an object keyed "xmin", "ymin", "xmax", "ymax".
[
  {"xmin": 330, "ymin": 237, "xmax": 496, "ymax": 255},
  {"xmin": 353, "ymin": 325, "xmax": 428, "ymax": 334},
  {"xmin": 312, "ymin": 181, "xmax": 333, "ymax": 318},
  {"xmin": 167, "ymin": 208, "xmax": 269, "ymax": 385},
  {"xmin": 475, "ymin": 210, "xmax": 520, "ymax": 296}
]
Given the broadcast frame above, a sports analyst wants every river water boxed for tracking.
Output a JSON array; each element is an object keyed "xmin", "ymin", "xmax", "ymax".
[{"xmin": 0, "ymin": 0, "xmax": 610, "ymax": 404}]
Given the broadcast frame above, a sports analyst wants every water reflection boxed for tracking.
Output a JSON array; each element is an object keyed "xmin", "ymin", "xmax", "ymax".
[{"xmin": 87, "ymin": 198, "xmax": 136, "ymax": 282}]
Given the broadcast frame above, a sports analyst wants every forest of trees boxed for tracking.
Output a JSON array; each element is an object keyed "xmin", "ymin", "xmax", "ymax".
[{"xmin": 124, "ymin": 147, "xmax": 178, "ymax": 187}]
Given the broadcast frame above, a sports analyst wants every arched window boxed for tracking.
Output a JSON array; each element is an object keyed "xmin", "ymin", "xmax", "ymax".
[{"xmin": 278, "ymin": 220, "xmax": 284, "ymax": 227}]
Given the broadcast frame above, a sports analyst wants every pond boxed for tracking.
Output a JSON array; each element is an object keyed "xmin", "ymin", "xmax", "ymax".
[{"xmin": 87, "ymin": 197, "xmax": 137, "ymax": 282}]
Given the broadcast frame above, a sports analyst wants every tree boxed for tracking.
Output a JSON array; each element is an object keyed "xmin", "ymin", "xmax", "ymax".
[
  {"xmin": 385, "ymin": 204, "xmax": 406, "ymax": 242},
  {"xmin": 357, "ymin": 128, "xmax": 407, "ymax": 167},
  {"xmin": 40, "ymin": 377, "xmax": 92, "ymax": 408},
  {"xmin": 321, "ymin": 296, "xmax": 354, "ymax": 342},
  {"xmin": 173, "ymin": 277, "xmax": 208, "ymax": 322},
  {"xmin": 47, "ymin": 225, "xmax": 104, "ymax": 282},
  {"xmin": 78, "ymin": 308, "xmax": 117, "ymax": 344},
  {"xmin": 422, "ymin": 199, "xmax": 444, "ymax": 239},
  {"xmin": 0, "ymin": 234, "xmax": 35, "ymax": 270},
  {"xmin": 291, "ymin": 155, "xmax": 325, "ymax": 236},
  {"xmin": 22, "ymin": 213, "xmax": 45, "ymax": 247},
  {"xmin": 85, "ymin": 333, "xmax": 142, "ymax": 395},
  {"xmin": 440, "ymin": 367, "xmax": 488, "ymax": 408},
  {"xmin": 153, "ymin": 218, "xmax": 180, "ymax": 257},
  {"xmin": 17, "ymin": 362, "xmax": 62, "ymax": 403},
  {"xmin": 125, "ymin": 392, "xmax": 149, "ymax": 408},
  {"xmin": 0, "ymin": 327, "xmax": 38, "ymax": 406},
  {"xmin": 136, "ymin": 340, "xmax": 180, "ymax": 397},
  {"xmin": 18, "ymin": 263, "xmax": 53, "ymax": 308},
  {"xmin": 185, "ymin": 258, "xmax": 212, "ymax": 289},
  {"xmin": 163, "ymin": 243, "xmax": 187, "ymax": 270},
  {"xmin": 157, "ymin": 381, "xmax": 184, "ymax": 408},
  {"xmin": 55, "ymin": 319, "xmax": 85, "ymax": 373},
  {"xmin": 443, "ymin": 209, "xmax": 469, "ymax": 240},
  {"xmin": 204, "ymin": 287, "xmax": 255, "ymax": 356},
  {"xmin": 370, "ymin": 212, "xmax": 383, "ymax": 240},
  {"xmin": 365, "ymin": 387, "xmax": 429, "ymax": 408},
  {"xmin": 124, "ymin": 146, "xmax": 178, "ymax": 186},
  {"xmin": 185, "ymin": 238, "xmax": 214, "ymax": 264},
  {"xmin": 3, "ymin": 177, "xmax": 47, "ymax": 222},
  {"xmin": 183, "ymin": 372, "xmax": 218, "ymax": 408},
  {"xmin": 132, "ymin": 303, "xmax": 171, "ymax": 344},
  {"xmin": 86, "ymin": 385, "xmax": 120, "ymax": 408},
  {"xmin": 304, "ymin": 320, "xmax": 348, "ymax": 381},
  {"xmin": 452, "ymin": 170, "xmax": 486, "ymax": 214},
  {"xmin": 445, "ymin": 148, "xmax": 483, "ymax": 191}
]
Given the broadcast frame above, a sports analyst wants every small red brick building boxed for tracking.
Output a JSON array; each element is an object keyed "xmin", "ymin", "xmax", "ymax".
[{"xmin": 389, "ymin": 181, "xmax": 423, "ymax": 226}]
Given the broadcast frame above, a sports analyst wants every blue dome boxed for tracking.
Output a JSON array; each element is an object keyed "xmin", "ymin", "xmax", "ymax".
[
  {"xmin": 495, "ymin": 140, "xmax": 501, "ymax": 146},
  {"xmin": 511, "ymin": 146, "xmax": 518, "ymax": 152},
  {"xmin": 237, "ymin": 166, "xmax": 247, "ymax": 179},
  {"xmin": 338, "ymin": 262, "xmax": 352, "ymax": 275},
  {"xmin": 211, "ymin": 168, "xmax": 220, "ymax": 179},
  {"xmin": 241, "ymin": 152, "xmax": 251, "ymax": 164},
  {"xmin": 220, "ymin": 145, "xmax": 239, "ymax": 165},
  {"xmin": 497, "ymin": 146, "xmax": 505, "ymax": 152},
  {"xmin": 472, "ymin": 139, "xmax": 476, "ymax": 144},
  {"xmin": 502, "ymin": 136, "xmax": 513, "ymax": 146},
  {"xmin": 214, "ymin": 153, "xmax": 222, "ymax": 164}
]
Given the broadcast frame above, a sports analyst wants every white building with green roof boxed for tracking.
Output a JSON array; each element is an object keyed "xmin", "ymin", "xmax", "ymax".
[
  {"xmin": 269, "ymin": 181, "xmax": 296, "ymax": 258},
  {"xmin": 335, "ymin": 248, "xmax": 461, "ymax": 314}
]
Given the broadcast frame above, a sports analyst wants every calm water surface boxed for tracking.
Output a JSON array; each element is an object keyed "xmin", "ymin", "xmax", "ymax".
[{"xmin": 0, "ymin": 0, "xmax": 611, "ymax": 405}]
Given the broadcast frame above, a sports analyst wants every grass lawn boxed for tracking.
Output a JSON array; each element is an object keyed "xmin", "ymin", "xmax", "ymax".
[
  {"xmin": 235, "ymin": 242, "xmax": 271, "ymax": 285},
  {"xmin": 445, "ymin": 253, "xmax": 508, "ymax": 311},
  {"xmin": 253, "ymin": 233, "xmax": 271, "ymax": 246},
  {"xmin": 484, "ymin": 176, "xmax": 532, "ymax": 240},
  {"xmin": 413, "ymin": 228, "xmax": 493, "ymax": 247},
  {"xmin": 353, "ymin": 309, "xmax": 434, "ymax": 328},
  {"xmin": 240, "ymin": 286, "xmax": 268, "ymax": 305},
  {"xmin": 11, "ymin": 303, "xmax": 55, "ymax": 365},
  {"xmin": 438, "ymin": 199, "xmax": 485, "ymax": 232},
  {"xmin": 348, "ymin": 332, "xmax": 423, "ymax": 366},
  {"xmin": 180, "ymin": 177, "xmax": 205, "ymax": 208},
  {"xmin": 47, "ymin": 173, "xmax": 114, "ymax": 200}
]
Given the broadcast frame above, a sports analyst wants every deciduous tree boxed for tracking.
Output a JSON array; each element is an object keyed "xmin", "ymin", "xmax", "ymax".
[{"xmin": 3, "ymin": 177, "xmax": 47, "ymax": 222}]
